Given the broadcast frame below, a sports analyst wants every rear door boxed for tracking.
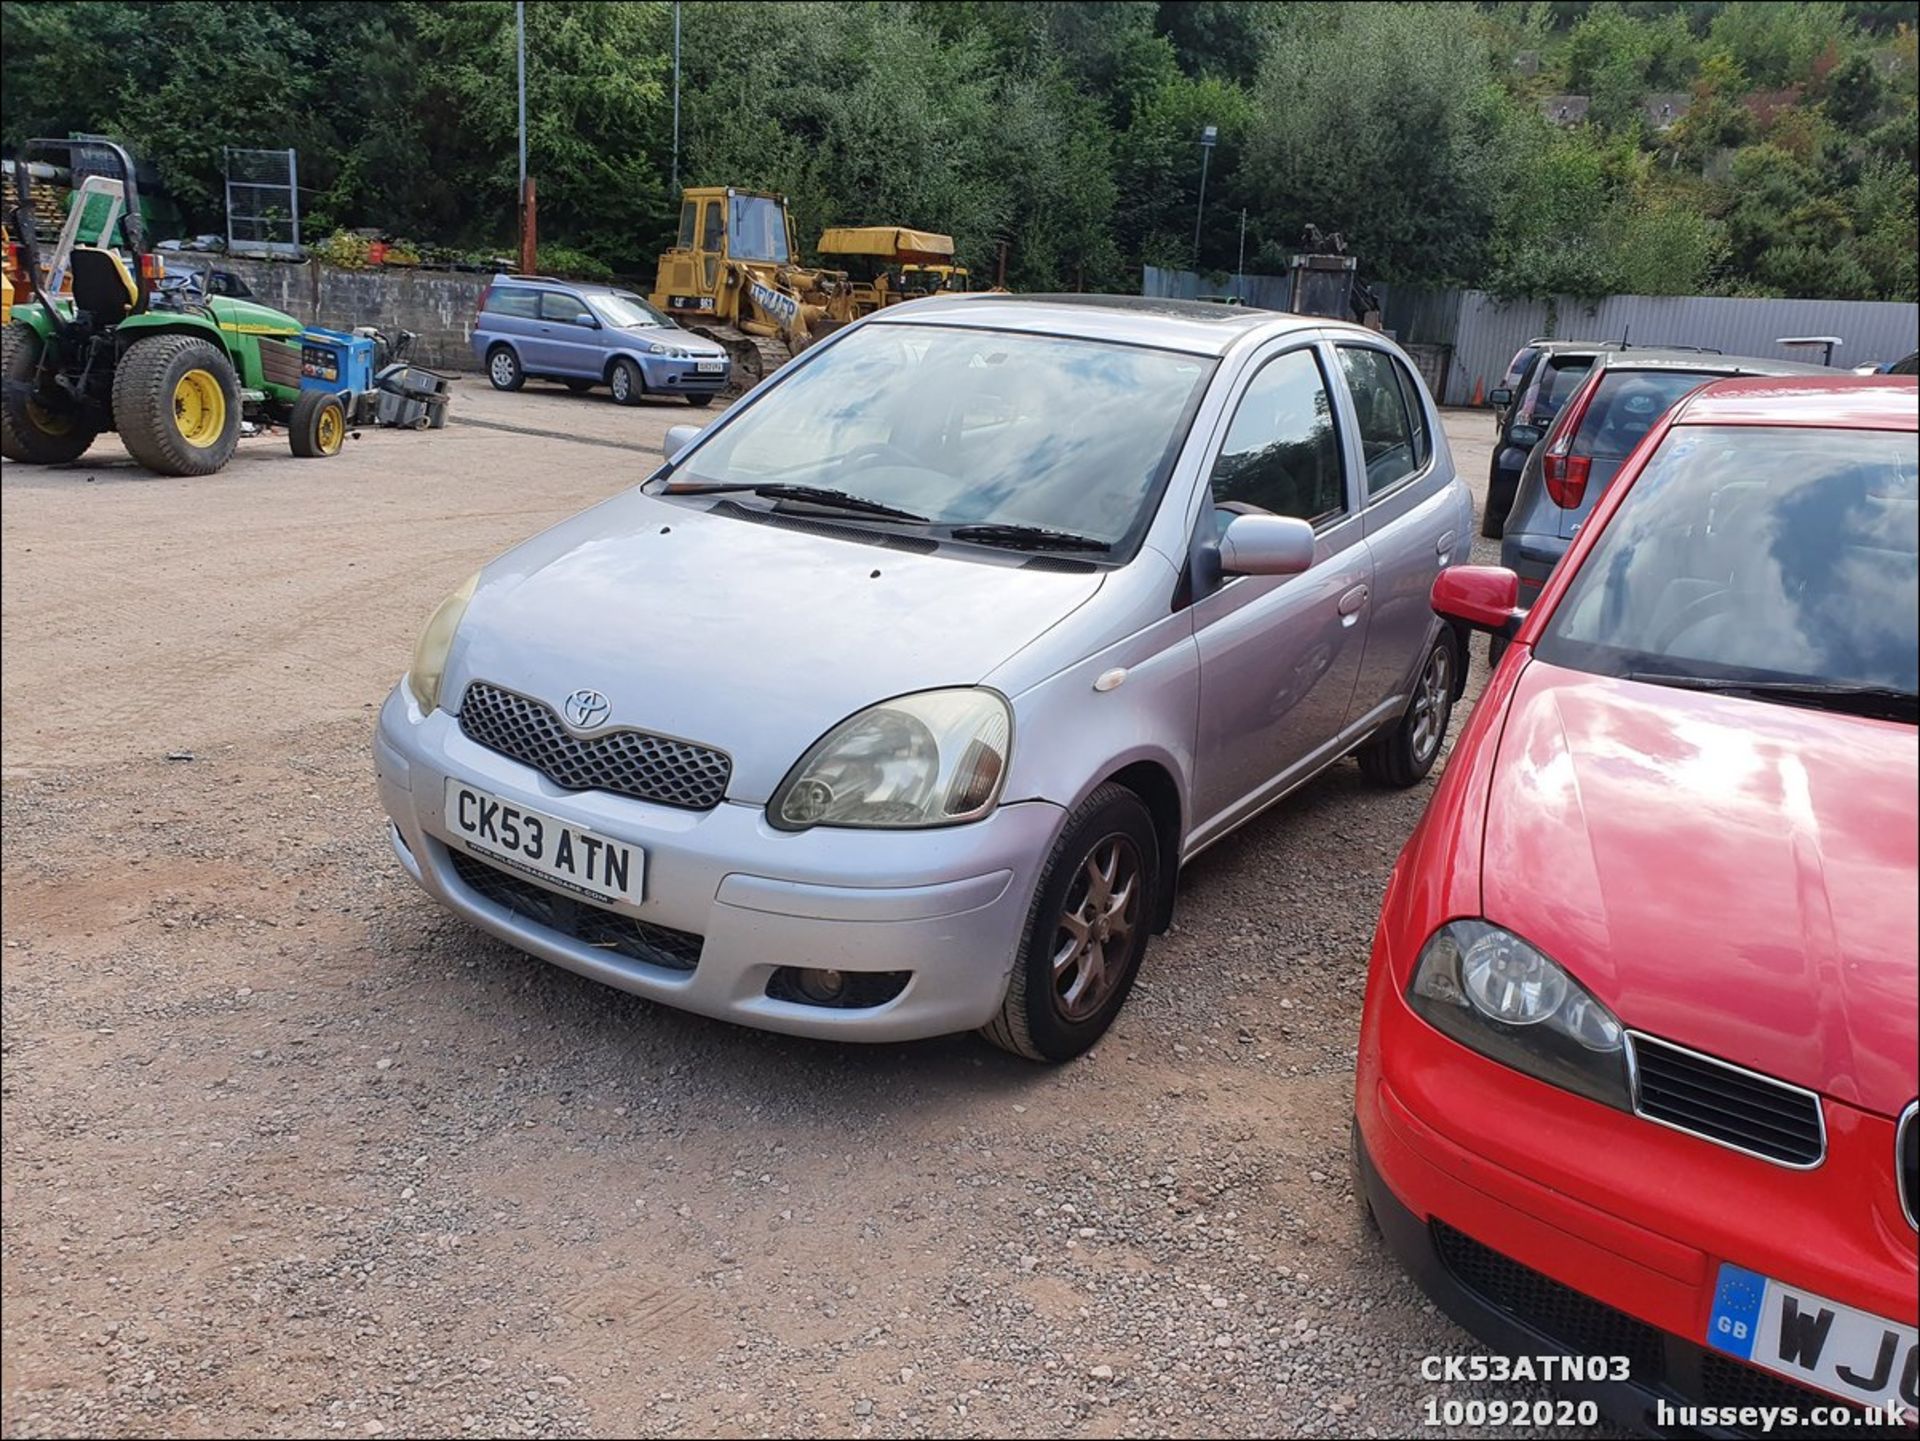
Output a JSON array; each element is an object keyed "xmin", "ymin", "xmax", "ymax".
[{"xmin": 1335, "ymin": 342, "xmax": 1458, "ymax": 718}]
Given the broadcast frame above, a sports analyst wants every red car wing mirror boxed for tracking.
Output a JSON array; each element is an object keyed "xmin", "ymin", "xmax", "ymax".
[{"xmin": 1432, "ymin": 565, "xmax": 1525, "ymax": 638}]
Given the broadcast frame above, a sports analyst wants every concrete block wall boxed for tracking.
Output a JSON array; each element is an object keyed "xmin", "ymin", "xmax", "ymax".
[{"xmin": 206, "ymin": 256, "xmax": 491, "ymax": 371}]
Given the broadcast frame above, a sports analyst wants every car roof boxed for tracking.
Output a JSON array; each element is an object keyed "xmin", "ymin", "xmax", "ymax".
[
  {"xmin": 1673, "ymin": 375, "xmax": 1919, "ymax": 431},
  {"xmin": 1590, "ymin": 348, "xmax": 1831, "ymax": 376},
  {"xmin": 491, "ymin": 274, "xmax": 626, "ymax": 295},
  {"xmin": 871, "ymin": 292, "xmax": 1336, "ymax": 356},
  {"xmin": 1531, "ymin": 338, "xmax": 1625, "ymax": 355}
]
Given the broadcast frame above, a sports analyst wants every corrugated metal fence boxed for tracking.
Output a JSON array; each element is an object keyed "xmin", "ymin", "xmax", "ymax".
[{"xmin": 1143, "ymin": 266, "xmax": 1919, "ymax": 407}]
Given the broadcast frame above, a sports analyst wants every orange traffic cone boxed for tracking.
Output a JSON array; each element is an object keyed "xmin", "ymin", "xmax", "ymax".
[{"xmin": 1471, "ymin": 377, "xmax": 1485, "ymax": 407}]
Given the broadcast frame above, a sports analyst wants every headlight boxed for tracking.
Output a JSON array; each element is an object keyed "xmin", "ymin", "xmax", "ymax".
[
  {"xmin": 406, "ymin": 571, "xmax": 479, "ymax": 712},
  {"xmin": 769, "ymin": 688, "xmax": 1011, "ymax": 831},
  {"xmin": 1408, "ymin": 920, "xmax": 1628, "ymax": 1109},
  {"xmin": 646, "ymin": 341, "xmax": 688, "ymax": 359}
]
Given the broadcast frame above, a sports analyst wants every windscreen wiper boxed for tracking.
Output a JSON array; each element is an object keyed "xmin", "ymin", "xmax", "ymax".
[
  {"xmin": 947, "ymin": 523, "xmax": 1112, "ymax": 553},
  {"xmin": 661, "ymin": 480, "xmax": 927, "ymax": 522},
  {"xmin": 1626, "ymin": 672, "xmax": 1919, "ymax": 723}
]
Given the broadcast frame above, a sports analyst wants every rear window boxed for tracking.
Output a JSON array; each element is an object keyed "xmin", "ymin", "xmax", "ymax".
[
  {"xmin": 1538, "ymin": 425, "xmax": 1918, "ymax": 700},
  {"xmin": 1502, "ymin": 345, "xmax": 1539, "ymax": 388},
  {"xmin": 483, "ymin": 286, "xmax": 540, "ymax": 319},
  {"xmin": 1524, "ymin": 357, "xmax": 1595, "ymax": 419},
  {"xmin": 1570, "ymin": 371, "xmax": 1715, "ymax": 459}
]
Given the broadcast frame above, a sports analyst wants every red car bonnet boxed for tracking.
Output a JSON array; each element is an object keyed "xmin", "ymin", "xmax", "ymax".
[{"xmin": 1473, "ymin": 379, "xmax": 1920, "ymax": 1116}]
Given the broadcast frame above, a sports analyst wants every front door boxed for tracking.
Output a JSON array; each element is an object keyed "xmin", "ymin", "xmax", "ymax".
[
  {"xmin": 1189, "ymin": 343, "xmax": 1371, "ymax": 848},
  {"xmin": 537, "ymin": 291, "xmax": 601, "ymax": 378}
]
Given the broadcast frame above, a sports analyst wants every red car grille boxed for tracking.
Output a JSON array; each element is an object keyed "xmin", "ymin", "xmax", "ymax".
[{"xmin": 1628, "ymin": 1033, "xmax": 1825, "ymax": 1168}]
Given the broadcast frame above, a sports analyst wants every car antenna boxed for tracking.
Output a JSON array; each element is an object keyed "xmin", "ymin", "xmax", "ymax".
[{"xmin": 1620, "ymin": 323, "xmax": 1630, "ymax": 351}]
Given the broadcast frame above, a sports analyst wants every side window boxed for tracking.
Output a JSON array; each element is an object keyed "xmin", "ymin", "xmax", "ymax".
[
  {"xmin": 1208, "ymin": 348, "xmax": 1347, "ymax": 526},
  {"xmin": 1392, "ymin": 357, "xmax": 1432, "ymax": 471},
  {"xmin": 701, "ymin": 201, "xmax": 724, "ymax": 252},
  {"xmin": 676, "ymin": 201, "xmax": 697, "ymax": 249},
  {"xmin": 1337, "ymin": 346, "xmax": 1418, "ymax": 496},
  {"xmin": 539, "ymin": 291, "xmax": 592, "ymax": 324},
  {"xmin": 483, "ymin": 286, "xmax": 539, "ymax": 319}
]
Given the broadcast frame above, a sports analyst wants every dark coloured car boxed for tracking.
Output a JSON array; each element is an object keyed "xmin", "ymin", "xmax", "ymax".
[
  {"xmin": 1483, "ymin": 340, "xmax": 1622, "ymax": 539},
  {"xmin": 1495, "ymin": 349, "xmax": 1831, "ymax": 656}
]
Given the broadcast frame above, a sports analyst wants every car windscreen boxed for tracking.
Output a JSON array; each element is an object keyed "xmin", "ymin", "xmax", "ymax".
[
  {"xmin": 1569, "ymin": 370, "xmax": 1717, "ymax": 459},
  {"xmin": 592, "ymin": 292, "xmax": 671, "ymax": 329},
  {"xmin": 729, "ymin": 195, "xmax": 790, "ymax": 263},
  {"xmin": 668, "ymin": 322, "xmax": 1216, "ymax": 551},
  {"xmin": 1537, "ymin": 425, "xmax": 1919, "ymax": 701}
]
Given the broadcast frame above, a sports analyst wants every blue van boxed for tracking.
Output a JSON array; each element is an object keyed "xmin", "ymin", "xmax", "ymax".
[{"xmin": 471, "ymin": 275, "xmax": 731, "ymax": 406}]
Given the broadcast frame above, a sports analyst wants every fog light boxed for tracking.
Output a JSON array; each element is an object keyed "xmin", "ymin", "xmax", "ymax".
[{"xmin": 796, "ymin": 968, "xmax": 845, "ymax": 1003}]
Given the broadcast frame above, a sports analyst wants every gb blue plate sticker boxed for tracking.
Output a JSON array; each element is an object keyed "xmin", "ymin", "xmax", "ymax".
[{"xmin": 1708, "ymin": 1263, "xmax": 1766, "ymax": 1359}]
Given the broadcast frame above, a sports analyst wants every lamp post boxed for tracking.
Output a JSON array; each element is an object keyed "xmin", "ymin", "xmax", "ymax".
[
  {"xmin": 671, "ymin": 0, "xmax": 682, "ymax": 189},
  {"xmin": 516, "ymin": 1, "xmax": 533, "ymax": 273},
  {"xmin": 1192, "ymin": 124, "xmax": 1217, "ymax": 268}
]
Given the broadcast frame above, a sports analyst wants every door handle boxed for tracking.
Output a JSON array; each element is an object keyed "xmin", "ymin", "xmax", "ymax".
[
  {"xmin": 1338, "ymin": 584, "xmax": 1369, "ymax": 621},
  {"xmin": 1436, "ymin": 530, "xmax": 1457, "ymax": 561}
]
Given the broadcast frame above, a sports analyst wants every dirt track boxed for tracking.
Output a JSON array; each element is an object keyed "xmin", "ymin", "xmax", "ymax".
[{"xmin": 3, "ymin": 387, "xmax": 1594, "ymax": 1438}]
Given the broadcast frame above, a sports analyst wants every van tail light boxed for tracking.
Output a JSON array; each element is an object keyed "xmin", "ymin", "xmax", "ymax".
[
  {"xmin": 1539, "ymin": 367, "xmax": 1602, "ymax": 508},
  {"xmin": 1543, "ymin": 452, "xmax": 1591, "ymax": 508},
  {"xmin": 474, "ymin": 281, "xmax": 491, "ymax": 324}
]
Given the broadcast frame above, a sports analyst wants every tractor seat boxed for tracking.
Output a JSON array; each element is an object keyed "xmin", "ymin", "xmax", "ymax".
[{"xmin": 68, "ymin": 246, "xmax": 140, "ymax": 326}]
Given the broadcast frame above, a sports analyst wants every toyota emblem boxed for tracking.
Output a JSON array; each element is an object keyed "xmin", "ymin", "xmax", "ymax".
[{"xmin": 563, "ymin": 688, "xmax": 611, "ymax": 729}]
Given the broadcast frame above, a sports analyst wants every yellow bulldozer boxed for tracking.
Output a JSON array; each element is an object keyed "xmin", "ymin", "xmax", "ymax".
[
  {"xmin": 649, "ymin": 186, "xmax": 864, "ymax": 389},
  {"xmin": 815, "ymin": 225, "xmax": 964, "ymax": 315}
]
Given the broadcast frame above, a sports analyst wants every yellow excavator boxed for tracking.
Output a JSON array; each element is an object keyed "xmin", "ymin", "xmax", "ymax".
[
  {"xmin": 815, "ymin": 225, "xmax": 962, "ymax": 316},
  {"xmin": 649, "ymin": 186, "xmax": 863, "ymax": 389}
]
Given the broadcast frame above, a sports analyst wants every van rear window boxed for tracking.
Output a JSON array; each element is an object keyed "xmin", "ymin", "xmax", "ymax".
[{"xmin": 483, "ymin": 287, "xmax": 540, "ymax": 319}]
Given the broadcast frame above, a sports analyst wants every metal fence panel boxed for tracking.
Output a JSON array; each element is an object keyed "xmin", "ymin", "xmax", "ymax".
[{"xmin": 1146, "ymin": 270, "xmax": 1919, "ymax": 406}]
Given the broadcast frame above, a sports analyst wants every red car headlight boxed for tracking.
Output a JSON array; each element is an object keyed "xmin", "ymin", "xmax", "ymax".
[{"xmin": 1408, "ymin": 920, "xmax": 1631, "ymax": 1111}]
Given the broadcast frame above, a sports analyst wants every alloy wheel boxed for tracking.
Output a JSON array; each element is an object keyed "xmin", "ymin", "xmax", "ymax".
[
  {"xmin": 1050, "ymin": 833, "xmax": 1142, "ymax": 1022},
  {"xmin": 1410, "ymin": 643, "xmax": 1453, "ymax": 767}
]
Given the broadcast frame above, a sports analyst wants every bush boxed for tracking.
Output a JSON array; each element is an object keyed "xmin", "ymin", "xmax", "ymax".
[{"xmin": 536, "ymin": 245, "xmax": 614, "ymax": 282}]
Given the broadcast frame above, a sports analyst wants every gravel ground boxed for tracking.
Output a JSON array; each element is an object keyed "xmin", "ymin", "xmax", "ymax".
[{"xmin": 2, "ymin": 387, "xmax": 1606, "ymax": 1439}]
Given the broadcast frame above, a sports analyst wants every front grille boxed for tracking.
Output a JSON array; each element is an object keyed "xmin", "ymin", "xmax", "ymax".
[
  {"xmin": 458, "ymin": 682, "xmax": 731, "ymax": 811},
  {"xmin": 1628, "ymin": 1033, "xmax": 1825, "ymax": 1167},
  {"xmin": 1899, "ymin": 1102, "xmax": 1917, "ymax": 1230},
  {"xmin": 450, "ymin": 851, "xmax": 703, "ymax": 972},
  {"xmin": 1431, "ymin": 1220, "xmax": 1666, "ymax": 1379}
]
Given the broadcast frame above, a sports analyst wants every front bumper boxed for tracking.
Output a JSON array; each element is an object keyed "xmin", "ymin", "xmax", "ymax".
[
  {"xmin": 1356, "ymin": 962, "xmax": 1918, "ymax": 1438},
  {"xmin": 374, "ymin": 683, "xmax": 1061, "ymax": 1042},
  {"xmin": 641, "ymin": 355, "xmax": 729, "ymax": 394}
]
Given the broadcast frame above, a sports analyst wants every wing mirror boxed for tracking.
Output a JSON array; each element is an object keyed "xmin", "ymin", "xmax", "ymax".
[
  {"xmin": 1219, "ymin": 514, "xmax": 1315, "ymax": 578},
  {"xmin": 1488, "ymin": 387, "xmax": 1513, "ymax": 408},
  {"xmin": 1432, "ymin": 565, "xmax": 1525, "ymax": 637},
  {"xmin": 573, "ymin": 312, "xmax": 599, "ymax": 328},
  {"xmin": 662, "ymin": 423, "xmax": 703, "ymax": 462}
]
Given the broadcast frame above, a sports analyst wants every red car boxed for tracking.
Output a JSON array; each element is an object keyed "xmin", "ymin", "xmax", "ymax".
[{"xmin": 1356, "ymin": 376, "xmax": 1919, "ymax": 1435}]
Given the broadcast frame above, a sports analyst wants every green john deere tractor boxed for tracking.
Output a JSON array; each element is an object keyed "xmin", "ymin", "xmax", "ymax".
[{"xmin": 2, "ymin": 137, "xmax": 340, "ymax": 475}]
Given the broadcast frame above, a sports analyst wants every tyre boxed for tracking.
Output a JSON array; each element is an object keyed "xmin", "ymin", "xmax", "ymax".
[
  {"xmin": 608, "ymin": 357, "xmax": 644, "ymax": 406},
  {"xmin": 288, "ymin": 388, "xmax": 347, "ymax": 458},
  {"xmin": 485, "ymin": 344, "xmax": 524, "ymax": 392},
  {"xmin": 111, "ymin": 334, "xmax": 241, "ymax": 477},
  {"xmin": 981, "ymin": 783, "xmax": 1159, "ymax": 1063},
  {"xmin": 1481, "ymin": 477, "xmax": 1514, "ymax": 539},
  {"xmin": 1357, "ymin": 630, "xmax": 1459, "ymax": 788},
  {"xmin": 1, "ymin": 322, "xmax": 99, "ymax": 464},
  {"xmin": 685, "ymin": 392, "xmax": 715, "ymax": 408},
  {"xmin": 563, "ymin": 378, "xmax": 594, "ymax": 394}
]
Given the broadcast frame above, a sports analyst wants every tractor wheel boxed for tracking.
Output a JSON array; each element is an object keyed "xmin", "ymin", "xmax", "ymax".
[
  {"xmin": 289, "ymin": 389, "xmax": 348, "ymax": 458},
  {"xmin": 112, "ymin": 335, "xmax": 241, "ymax": 476},
  {"xmin": 1, "ymin": 322, "xmax": 100, "ymax": 464}
]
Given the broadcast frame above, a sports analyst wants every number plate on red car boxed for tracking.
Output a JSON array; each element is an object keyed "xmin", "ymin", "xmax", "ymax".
[{"xmin": 1708, "ymin": 1263, "xmax": 1917, "ymax": 1415}]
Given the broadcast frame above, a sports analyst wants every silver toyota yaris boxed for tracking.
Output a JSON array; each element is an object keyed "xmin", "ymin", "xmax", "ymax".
[{"xmin": 376, "ymin": 295, "xmax": 1472, "ymax": 1061}]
